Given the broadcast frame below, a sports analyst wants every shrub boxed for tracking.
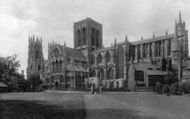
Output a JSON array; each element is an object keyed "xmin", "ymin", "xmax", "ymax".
[
  {"xmin": 170, "ymin": 82, "xmax": 179, "ymax": 95},
  {"xmin": 155, "ymin": 82, "xmax": 163, "ymax": 94},
  {"xmin": 162, "ymin": 84, "xmax": 170, "ymax": 94},
  {"xmin": 180, "ymin": 81, "xmax": 190, "ymax": 94}
]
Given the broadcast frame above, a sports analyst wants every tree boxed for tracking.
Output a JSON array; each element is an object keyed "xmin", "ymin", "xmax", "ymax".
[
  {"xmin": 0, "ymin": 54, "xmax": 20, "ymax": 82},
  {"xmin": 28, "ymin": 73, "xmax": 42, "ymax": 91}
]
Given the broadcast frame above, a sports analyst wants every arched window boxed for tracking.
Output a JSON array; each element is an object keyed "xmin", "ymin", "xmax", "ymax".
[
  {"xmin": 98, "ymin": 69, "xmax": 104, "ymax": 81},
  {"xmin": 149, "ymin": 43, "xmax": 152, "ymax": 57},
  {"xmin": 96, "ymin": 30, "xmax": 99, "ymax": 47},
  {"xmin": 91, "ymin": 28, "xmax": 95, "ymax": 46},
  {"xmin": 167, "ymin": 39, "xmax": 171, "ymax": 55},
  {"xmin": 116, "ymin": 46, "xmax": 124, "ymax": 79},
  {"xmin": 105, "ymin": 51, "xmax": 110, "ymax": 63},
  {"xmin": 59, "ymin": 61, "xmax": 62, "ymax": 72},
  {"xmin": 91, "ymin": 70, "xmax": 96, "ymax": 77},
  {"xmin": 55, "ymin": 60, "xmax": 58, "ymax": 73},
  {"xmin": 91, "ymin": 54, "xmax": 95, "ymax": 64},
  {"xmin": 126, "ymin": 46, "xmax": 130, "ymax": 62},
  {"xmin": 97, "ymin": 53, "xmax": 102, "ymax": 64},
  {"xmin": 38, "ymin": 64, "xmax": 41, "ymax": 71},
  {"xmin": 129, "ymin": 46, "xmax": 135, "ymax": 61},
  {"xmin": 82, "ymin": 28, "xmax": 86, "ymax": 45},
  {"xmin": 35, "ymin": 50, "xmax": 40, "ymax": 59},
  {"xmin": 52, "ymin": 62, "xmax": 55, "ymax": 73},
  {"xmin": 137, "ymin": 45, "xmax": 141, "ymax": 59},
  {"xmin": 77, "ymin": 29, "xmax": 81, "ymax": 46},
  {"xmin": 107, "ymin": 68, "xmax": 114, "ymax": 79}
]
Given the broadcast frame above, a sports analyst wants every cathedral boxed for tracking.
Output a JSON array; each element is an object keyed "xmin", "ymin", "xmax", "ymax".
[{"xmin": 27, "ymin": 12, "xmax": 190, "ymax": 90}]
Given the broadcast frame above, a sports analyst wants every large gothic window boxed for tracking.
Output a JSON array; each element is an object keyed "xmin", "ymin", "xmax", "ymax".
[
  {"xmin": 129, "ymin": 46, "xmax": 135, "ymax": 61},
  {"xmin": 82, "ymin": 28, "xmax": 86, "ymax": 45},
  {"xmin": 137, "ymin": 45, "xmax": 141, "ymax": 59},
  {"xmin": 96, "ymin": 30, "xmax": 99, "ymax": 48},
  {"xmin": 91, "ymin": 28, "xmax": 95, "ymax": 46},
  {"xmin": 35, "ymin": 50, "xmax": 40, "ymax": 59},
  {"xmin": 167, "ymin": 39, "xmax": 171, "ymax": 55},
  {"xmin": 143, "ymin": 44, "xmax": 147, "ymax": 58},
  {"xmin": 116, "ymin": 46, "xmax": 124, "ymax": 79},
  {"xmin": 105, "ymin": 51, "xmax": 110, "ymax": 63},
  {"xmin": 126, "ymin": 46, "xmax": 130, "ymax": 62},
  {"xmin": 91, "ymin": 54, "xmax": 95, "ymax": 64},
  {"xmin": 107, "ymin": 68, "xmax": 114, "ymax": 79},
  {"xmin": 77, "ymin": 29, "xmax": 81, "ymax": 46},
  {"xmin": 98, "ymin": 69, "xmax": 104, "ymax": 81},
  {"xmin": 158, "ymin": 41, "xmax": 161, "ymax": 56},
  {"xmin": 97, "ymin": 53, "xmax": 102, "ymax": 64},
  {"xmin": 155, "ymin": 41, "xmax": 159, "ymax": 57},
  {"xmin": 149, "ymin": 43, "xmax": 152, "ymax": 57},
  {"xmin": 91, "ymin": 69, "xmax": 96, "ymax": 77}
]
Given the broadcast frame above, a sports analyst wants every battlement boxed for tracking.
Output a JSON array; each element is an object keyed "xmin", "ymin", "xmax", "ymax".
[{"xmin": 28, "ymin": 35, "xmax": 42, "ymax": 44}]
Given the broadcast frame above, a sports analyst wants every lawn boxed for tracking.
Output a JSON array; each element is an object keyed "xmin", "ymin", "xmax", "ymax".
[
  {"xmin": 84, "ymin": 92, "xmax": 190, "ymax": 119},
  {"xmin": 1, "ymin": 92, "xmax": 190, "ymax": 119},
  {"xmin": 0, "ymin": 92, "xmax": 86, "ymax": 119}
]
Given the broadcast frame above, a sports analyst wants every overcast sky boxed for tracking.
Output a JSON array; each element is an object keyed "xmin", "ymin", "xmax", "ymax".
[{"xmin": 0, "ymin": 0, "xmax": 190, "ymax": 75}]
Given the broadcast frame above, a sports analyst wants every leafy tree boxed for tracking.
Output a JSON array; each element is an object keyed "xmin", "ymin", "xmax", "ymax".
[
  {"xmin": 28, "ymin": 73, "xmax": 42, "ymax": 91},
  {"xmin": 0, "ymin": 54, "xmax": 20, "ymax": 82}
]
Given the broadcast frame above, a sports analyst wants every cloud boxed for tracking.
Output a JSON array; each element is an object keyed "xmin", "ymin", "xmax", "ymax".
[{"xmin": 0, "ymin": 0, "xmax": 190, "ymax": 76}]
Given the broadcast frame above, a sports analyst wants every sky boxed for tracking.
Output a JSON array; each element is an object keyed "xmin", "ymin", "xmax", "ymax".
[{"xmin": 0, "ymin": 0, "xmax": 190, "ymax": 76}]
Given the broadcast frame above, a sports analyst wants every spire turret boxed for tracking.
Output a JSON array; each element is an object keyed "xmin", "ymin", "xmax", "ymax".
[
  {"xmin": 141, "ymin": 36, "xmax": 143, "ymax": 40},
  {"xmin": 165, "ymin": 29, "xmax": 168, "ymax": 35},
  {"xmin": 125, "ymin": 34, "xmax": 128, "ymax": 42},
  {"xmin": 153, "ymin": 33, "xmax": 155, "ymax": 38},
  {"xmin": 179, "ymin": 11, "xmax": 182, "ymax": 23}
]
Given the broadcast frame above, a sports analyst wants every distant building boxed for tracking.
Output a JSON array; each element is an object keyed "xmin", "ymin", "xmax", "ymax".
[
  {"xmin": 27, "ymin": 12, "xmax": 190, "ymax": 90},
  {"xmin": 0, "ymin": 82, "xmax": 8, "ymax": 92},
  {"xmin": 27, "ymin": 36, "xmax": 44, "ymax": 79}
]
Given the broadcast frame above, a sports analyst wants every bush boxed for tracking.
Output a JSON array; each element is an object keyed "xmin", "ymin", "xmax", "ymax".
[
  {"xmin": 170, "ymin": 82, "xmax": 180, "ymax": 95},
  {"xmin": 162, "ymin": 84, "xmax": 170, "ymax": 94},
  {"xmin": 180, "ymin": 81, "xmax": 190, "ymax": 94},
  {"xmin": 155, "ymin": 82, "xmax": 163, "ymax": 94}
]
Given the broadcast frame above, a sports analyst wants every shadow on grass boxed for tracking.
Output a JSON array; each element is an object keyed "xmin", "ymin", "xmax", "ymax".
[
  {"xmin": 0, "ymin": 100, "xmax": 86, "ymax": 119},
  {"xmin": 85, "ymin": 108, "xmax": 157, "ymax": 119},
  {"xmin": 0, "ymin": 100, "xmax": 157, "ymax": 119}
]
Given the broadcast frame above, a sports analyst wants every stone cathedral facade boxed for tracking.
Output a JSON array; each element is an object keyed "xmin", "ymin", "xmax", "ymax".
[{"xmin": 27, "ymin": 12, "xmax": 190, "ymax": 90}]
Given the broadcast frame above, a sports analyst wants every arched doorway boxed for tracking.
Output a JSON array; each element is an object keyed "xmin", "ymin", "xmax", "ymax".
[
  {"xmin": 55, "ymin": 81, "xmax": 59, "ymax": 89},
  {"xmin": 116, "ymin": 81, "xmax": 119, "ymax": 88}
]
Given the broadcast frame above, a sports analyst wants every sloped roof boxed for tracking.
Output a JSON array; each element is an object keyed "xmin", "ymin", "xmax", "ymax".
[
  {"xmin": 134, "ymin": 63, "xmax": 160, "ymax": 71},
  {"xmin": 66, "ymin": 63, "xmax": 87, "ymax": 72},
  {"xmin": 59, "ymin": 46, "xmax": 87, "ymax": 60},
  {"xmin": 131, "ymin": 33, "xmax": 174, "ymax": 45},
  {"xmin": 0, "ymin": 82, "xmax": 8, "ymax": 87},
  {"xmin": 133, "ymin": 63, "xmax": 169, "ymax": 75},
  {"xmin": 92, "ymin": 46, "xmax": 114, "ymax": 53}
]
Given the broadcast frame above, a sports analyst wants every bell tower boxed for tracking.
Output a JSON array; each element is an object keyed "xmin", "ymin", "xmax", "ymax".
[
  {"xmin": 27, "ymin": 35, "xmax": 44, "ymax": 78},
  {"xmin": 74, "ymin": 18, "xmax": 103, "ymax": 64},
  {"xmin": 172, "ymin": 12, "xmax": 188, "ymax": 64}
]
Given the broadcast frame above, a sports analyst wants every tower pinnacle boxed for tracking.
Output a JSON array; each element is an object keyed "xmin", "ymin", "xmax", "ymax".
[{"xmin": 179, "ymin": 11, "xmax": 182, "ymax": 23}]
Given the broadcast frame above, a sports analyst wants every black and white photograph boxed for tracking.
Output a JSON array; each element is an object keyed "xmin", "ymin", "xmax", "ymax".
[{"xmin": 0, "ymin": 0, "xmax": 190, "ymax": 119}]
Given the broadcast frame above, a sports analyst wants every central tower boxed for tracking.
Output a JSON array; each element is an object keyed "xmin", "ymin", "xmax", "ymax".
[
  {"xmin": 27, "ymin": 35, "xmax": 44, "ymax": 79},
  {"xmin": 74, "ymin": 18, "xmax": 103, "ymax": 64},
  {"xmin": 172, "ymin": 12, "xmax": 188, "ymax": 64}
]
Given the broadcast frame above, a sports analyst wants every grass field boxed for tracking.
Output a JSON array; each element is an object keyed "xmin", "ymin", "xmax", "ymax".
[
  {"xmin": 0, "ymin": 92, "xmax": 190, "ymax": 119},
  {"xmin": 0, "ymin": 92, "xmax": 86, "ymax": 119}
]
